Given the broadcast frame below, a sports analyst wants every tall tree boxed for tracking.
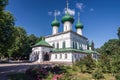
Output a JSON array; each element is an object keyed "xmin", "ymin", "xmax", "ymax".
[
  {"xmin": 97, "ymin": 38, "xmax": 120, "ymax": 74},
  {"xmin": 8, "ymin": 27, "xmax": 28, "ymax": 59},
  {"xmin": 0, "ymin": 0, "xmax": 8, "ymax": 11},
  {"xmin": 0, "ymin": 0, "xmax": 15, "ymax": 57},
  {"xmin": 117, "ymin": 27, "xmax": 120, "ymax": 39}
]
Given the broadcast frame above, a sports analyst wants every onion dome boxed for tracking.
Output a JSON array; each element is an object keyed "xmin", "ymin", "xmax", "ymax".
[
  {"xmin": 88, "ymin": 42, "xmax": 92, "ymax": 47},
  {"xmin": 51, "ymin": 18, "xmax": 60, "ymax": 27},
  {"xmin": 61, "ymin": 12, "xmax": 74, "ymax": 24},
  {"xmin": 75, "ymin": 21, "xmax": 83, "ymax": 29}
]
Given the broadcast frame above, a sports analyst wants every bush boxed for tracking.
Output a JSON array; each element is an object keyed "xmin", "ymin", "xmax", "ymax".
[
  {"xmin": 26, "ymin": 66, "xmax": 49, "ymax": 80},
  {"xmin": 92, "ymin": 69, "xmax": 104, "ymax": 80},
  {"xmin": 115, "ymin": 73, "xmax": 120, "ymax": 80}
]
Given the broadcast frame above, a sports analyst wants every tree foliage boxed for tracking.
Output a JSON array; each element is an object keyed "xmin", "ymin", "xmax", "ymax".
[
  {"xmin": 97, "ymin": 28, "xmax": 120, "ymax": 78},
  {"xmin": 0, "ymin": 0, "xmax": 8, "ymax": 11},
  {"xmin": 0, "ymin": 0, "xmax": 15, "ymax": 57},
  {"xmin": 76, "ymin": 55, "xmax": 95, "ymax": 73},
  {"xmin": 0, "ymin": 0, "xmax": 41, "ymax": 59},
  {"xmin": 117, "ymin": 27, "xmax": 120, "ymax": 39}
]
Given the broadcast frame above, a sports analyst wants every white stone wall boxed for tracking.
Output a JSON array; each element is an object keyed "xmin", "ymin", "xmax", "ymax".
[
  {"xmin": 70, "ymin": 32, "xmax": 88, "ymax": 50},
  {"xmin": 30, "ymin": 46, "xmax": 52, "ymax": 62},
  {"xmin": 46, "ymin": 32, "xmax": 88, "ymax": 50},
  {"xmin": 50, "ymin": 52, "xmax": 72, "ymax": 62},
  {"xmin": 46, "ymin": 32, "xmax": 71, "ymax": 48},
  {"xmin": 72, "ymin": 53, "xmax": 87, "ymax": 62},
  {"xmin": 77, "ymin": 28, "xmax": 82, "ymax": 35},
  {"xmin": 52, "ymin": 26, "xmax": 58, "ymax": 35}
]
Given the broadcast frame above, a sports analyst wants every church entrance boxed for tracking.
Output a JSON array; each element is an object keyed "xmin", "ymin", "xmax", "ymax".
[{"xmin": 43, "ymin": 52, "xmax": 50, "ymax": 61}]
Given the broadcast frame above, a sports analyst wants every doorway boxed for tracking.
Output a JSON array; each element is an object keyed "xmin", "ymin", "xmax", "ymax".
[{"xmin": 43, "ymin": 52, "xmax": 50, "ymax": 61}]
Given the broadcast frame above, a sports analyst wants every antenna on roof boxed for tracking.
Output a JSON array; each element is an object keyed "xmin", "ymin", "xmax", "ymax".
[
  {"xmin": 66, "ymin": 0, "xmax": 69, "ymax": 12},
  {"xmin": 54, "ymin": 10, "xmax": 57, "ymax": 20},
  {"xmin": 78, "ymin": 12, "xmax": 80, "ymax": 22}
]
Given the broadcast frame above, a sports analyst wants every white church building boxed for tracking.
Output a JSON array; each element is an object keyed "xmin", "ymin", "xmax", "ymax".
[{"xmin": 29, "ymin": 1, "xmax": 98, "ymax": 64}]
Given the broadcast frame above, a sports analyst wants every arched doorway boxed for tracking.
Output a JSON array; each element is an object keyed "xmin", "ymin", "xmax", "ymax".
[{"xmin": 43, "ymin": 52, "xmax": 50, "ymax": 61}]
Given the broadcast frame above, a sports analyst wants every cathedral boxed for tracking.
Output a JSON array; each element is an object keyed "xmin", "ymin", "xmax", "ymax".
[{"xmin": 29, "ymin": 1, "xmax": 98, "ymax": 64}]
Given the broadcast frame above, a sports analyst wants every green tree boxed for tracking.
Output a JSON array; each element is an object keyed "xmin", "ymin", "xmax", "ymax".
[
  {"xmin": 76, "ymin": 55, "xmax": 95, "ymax": 73},
  {"xmin": 117, "ymin": 27, "xmax": 120, "ymax": 39},
  {"xmin": 25, "ymin": 34, "xmax": 39, "ymax": 59},
  {"xmin": 0, "ymin": 0, "xmax": 15, "ymax": 58},
  {"xmin": 8, "ymin": 27, "xmax": 28, "ymax": 59},
  {"xmin": 0, "ymin": 0, "xmax": 8, "ymax": 11},
  {"xmin": 97, "ymin": 38, "xmax": 120, "ymax": 75}
]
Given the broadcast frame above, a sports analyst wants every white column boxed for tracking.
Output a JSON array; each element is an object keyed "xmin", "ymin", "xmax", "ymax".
[
  {"xmin": 77, "ymin": 28, "xmax": 82, "ymax": 35},
  {"xmin": 89, "ymin": 46, "xmax": 92, "ymax": 50},
  {"xmin": 53, "ymin": 26, "xmax": 58, "ymax": 35},
  {"xmin": 63, "ymin": 21, "xmax": 72, "ymax": 32},
  {"xmin": 38, "ymin": 52, "xmax": 43, "ymax": 62}
]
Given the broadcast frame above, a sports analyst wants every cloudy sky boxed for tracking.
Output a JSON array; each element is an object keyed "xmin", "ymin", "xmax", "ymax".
[{"xmin": 6, "ymin": 0, "xmax": 120, "ymax": 48}]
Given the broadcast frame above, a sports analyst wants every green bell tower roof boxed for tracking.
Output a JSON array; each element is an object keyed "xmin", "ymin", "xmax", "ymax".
[
  {"xmin": 61, "ymin": 12, "xmax": 74, "ymax": 24},
  {"xmin": 75, "ymin": 21, "xmax": 83, "ymax": 29},
  {"xmin": 61, "ymin": 0, "xmax": 74, "ymax": 24},
  {"xmin": 51, "ymin": 18, "xmax": 60, "ymax": 27},
  {"xmin": 51, "ymin": 10, "xmax": 60, "ymax": 27},
  {"xmin": 75, "ymin": 12, "xmax": 83, "ymax": 29}
]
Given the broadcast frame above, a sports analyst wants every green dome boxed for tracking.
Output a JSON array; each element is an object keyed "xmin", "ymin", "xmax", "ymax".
[
  {"xmin": 51, "ymin": 19, "xmax": 60, "ymax": 27},
  {"xmin": 75, "ymin": 22, "xmax": 83, "ymax": 29},
  {"xmin": 88, "ymin": 42, "xmax": 92, "ymax": 47},
  {"xmin": 61, "ymin": 12, "xmax": 74, "ymax": 24}
]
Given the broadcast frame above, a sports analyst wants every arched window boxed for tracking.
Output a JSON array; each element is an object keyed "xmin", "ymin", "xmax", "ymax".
[
  {"xmin": 73, "ymin": 41, "xmax": 74, "ymax": 49},
  {"xmin": 75, "ymin": 42, "xmax": 77, "ymax": 49},
  {"xmin": 57, "ymin": 43, "xmax": 59, "ymax": 49},
  {"xmin": 62, "ymin": 41, "xmax": 66, "ymax": 48}
]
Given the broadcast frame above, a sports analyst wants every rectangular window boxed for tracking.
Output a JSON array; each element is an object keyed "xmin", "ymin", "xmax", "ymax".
[
  {"xmin": 62, "ymin": 41, "xmax": 66, "ymax": 48},
  {"xmin": 60, "ymin": 54, "xmax": 62, "ymax": 59},
  {"xmin": 57, "ymin": 43, "xmax": 59, "ymax": 49},
  {"xmin": 55, "ymin": 54, "xmax": 57, "ymax": 59},
  {"xmin": 65, "ymin": 53, "xmax": 67, "ymax": 59}
]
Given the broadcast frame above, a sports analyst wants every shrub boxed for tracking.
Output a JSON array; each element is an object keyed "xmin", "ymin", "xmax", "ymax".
[
  {"xmin": 92, "ymin": 69, "xmax": 104, "ymax": 80},
  {"xmin": 115, "ymin": 73, "xmax": 120, "ymax": 80}
]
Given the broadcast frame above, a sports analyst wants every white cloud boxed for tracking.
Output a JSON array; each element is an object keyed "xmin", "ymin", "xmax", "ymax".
[
  {"xmin": 76, "ymin": 3, "xmax": 84, "ymax": 11},
  {"xmin": 64, "ymin": 8, "xmax": 75, "ymax": 16},
  {"xmin": 48, "ymin": 11, "xmax": 53, "ymax": 16},
  {"xmin": 90, "ymin": 8, "xmax": 94, "ymax": 11},
  {"xmin": 54, "ymin": 10, "xmax": 61, "ymax": 16},
  {"xmin": 48, "ymin": 10, "xmax": 61, "ymax": 16}
]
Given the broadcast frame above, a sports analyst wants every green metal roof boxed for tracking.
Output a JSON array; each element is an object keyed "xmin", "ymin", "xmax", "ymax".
[
  {"xmin": 33, "ymin": 38, "xmax": 52, "ymax": 47},
  {"xmin": 52, "ymin": 48, "xmax": 98, "ymax": 54},
  {"xmin": 51, "ymin": 18, "xmax": 60, "ymax": 27},
  {"xmin": 75, "ymin": 21, "xmax": 83, "ymax": 29},
  {"xmin": 61, "ymin": 12, "xmax": 74, "ymax": 24}
]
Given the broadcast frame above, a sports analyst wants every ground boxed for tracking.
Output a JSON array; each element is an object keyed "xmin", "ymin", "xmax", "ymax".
[{"xmin": 0, "ymin": 61, "xmax": 47, "ymax": 80}]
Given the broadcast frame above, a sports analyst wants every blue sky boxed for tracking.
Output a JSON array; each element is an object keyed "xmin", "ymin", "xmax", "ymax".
[{"xmin": 6, "ymin": 0, "xmax": 120, "ymax": 48}]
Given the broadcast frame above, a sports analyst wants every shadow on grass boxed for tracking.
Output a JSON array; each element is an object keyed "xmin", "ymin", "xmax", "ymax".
[{"xmin": 7, "ymin": 72, "xmax": 32, "ymax": 80}]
